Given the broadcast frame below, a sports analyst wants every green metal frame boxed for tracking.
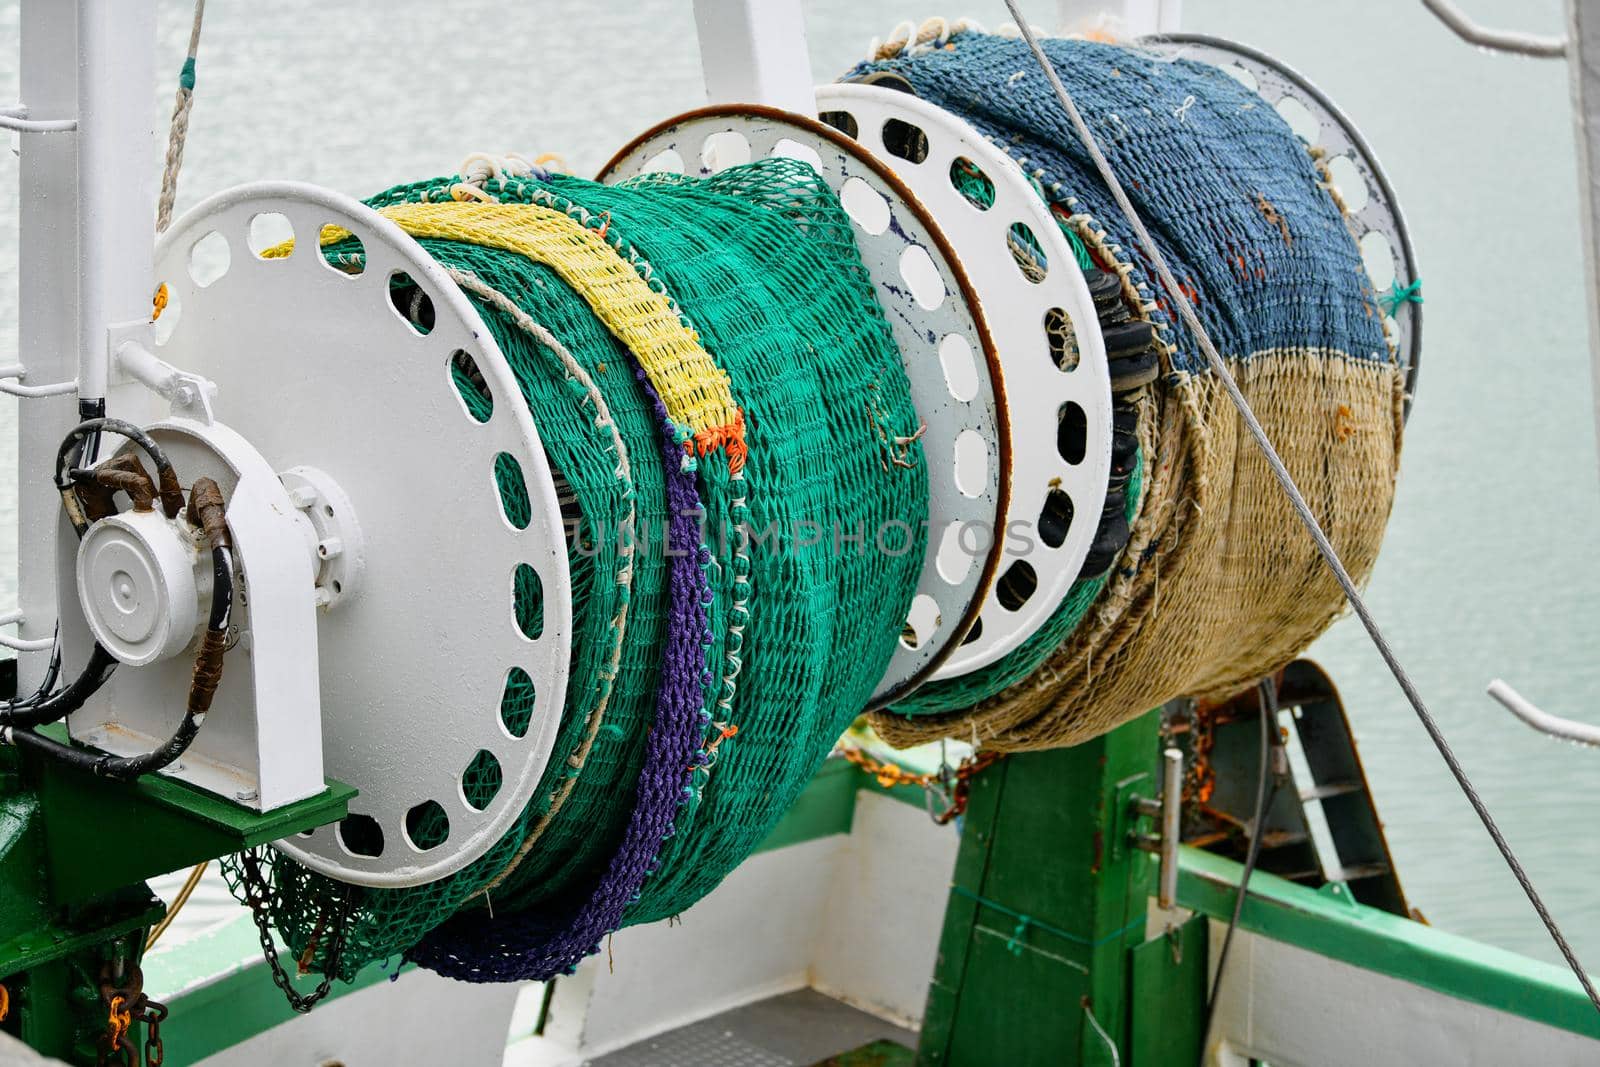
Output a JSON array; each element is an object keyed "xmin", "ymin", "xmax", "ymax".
[
  {"xmin": 135, "ymin": 727, "xmax": 1600, "ymax": 1060},
  {"xmin": 28, "ymin": 725, "xmax": 354, "ymax": 907},
  {"xmin": 916, "ymin": 713, "xmax": 1160, "ymax": 1066},
  {"xmin": 1178, "ymin": 846, "xmax": 1600, "ymax": 1041},
  {"xmin": 0, "ymin": 732, "xmax": 351, "ymax": 1064}
]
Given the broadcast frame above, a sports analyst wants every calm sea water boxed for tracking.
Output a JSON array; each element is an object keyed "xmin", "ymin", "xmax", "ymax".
[{"xmin": 0, "ymin": 0, "xmax": 1592, "ymax": 970}]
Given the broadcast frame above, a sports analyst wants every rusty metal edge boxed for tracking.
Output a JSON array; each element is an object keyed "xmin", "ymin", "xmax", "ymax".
[{"xmin": 597, "ymin": 102, "xmax": 1013, "ymax": 710}]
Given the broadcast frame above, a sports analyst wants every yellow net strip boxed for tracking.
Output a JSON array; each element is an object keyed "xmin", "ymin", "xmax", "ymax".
[
  {"xmin": 280, "ymin": 204, "xmax": 747, "ymax": 469},
  {"xmin": 386, "ymin": 203, "xmax": 744, "ymax": 468}
]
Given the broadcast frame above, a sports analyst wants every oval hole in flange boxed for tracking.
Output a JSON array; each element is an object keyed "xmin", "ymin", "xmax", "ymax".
[
  {"xmin": 960, "ymin": 615, "xmax": 983, "ymax": 646},
  {"xmin": 501, "ymin": 666, "xmax": 536, "ymax": 739},
  {"xmin": 819, "ymin": 110, "xmax": 859, "ymax": 139},
  {"xmin": 462, "ymin": 749, "xmax": 503, "ymax": 812},
  {"xmin": 1326, "ymin": 154, "xmax": 1369, "ymax": 214},
  {"xmin": 1275, "ymin": 96, "xmax": 1320, "ymax": 144},
  {"xmin": 1057, "ymin": 402, "xmax": 1088, "ymax": 466},
  {"xmin": 771, "ymin": 137, "xmax": 823, "ymax": 170},
  {"xmin": 882, "ymin": 118, "xmax": 929, "ymax": 163},
  {"xmin": 840, "ymin": 177, "xmax": 891, "ymax": 236},
  {"xmin": 900, "ymin": 593, "xmax": 942, "ymax": 650},
  {"xmin": 1038, "ymin": 488, "xmax": 1074, "ymax": 549},
  {"xmin": 641, "ymin": 148, "xmax": 685, "ymax": 175},
  {"xmin": 405, "ymin": 800, "xmax": 450, "ymax": 851},
  {"xmin": 1008, "ymin": 222, "xmax": 1048, "ymax": 283},
  {"xmin": 494, "ymin": 453, "xmax": 531, "ymax": 530},
  {"xmin": 188, "ymin": 231, "xmax": 231, "ymax": 289},
  {"xmin": 701, "ymin": 130, "xmax": 751, "ymax": 173},
  {"xmin": 388, "ymin": 271, "xmax": 435, "ymax": 335},
  {"xmin": 939, "ymin": 333, "xmax": 979, "ymax": 402},
  {"xmin": 320, "ymin": 225, "xmax": 366, "ymax": 276},
  {"xmin": 513, "ymin": 563, "xmax": 544, "ymax": 640},
  {"xmin": 1046, "ymin": 307, "xmax": 1080, "ymax": 372},
  {"xmin": 451, "ymin": 349, "xmax": 493, "ymax": 422},
  {"xmin": 900, "ymin": 244, "xmax": 946, "ymax": 311},
  {"xmin": 337, "ymin": 813, "xmax": 384, "ymax": 858},
  {"xmin": 995, "ymin": 560, "xmax": 1038, "ymax": 612},
  {"xmin": 949, "ymin": 157, "xmax": 996, "ymax": 210},
  {"xmin": 1359, "ymin": 230, "xmax": 1396, "ymax": 291},
  {"xmin": 247, "ymin": 212, "xmax": 295, "ymax": 259},
  {"xmin": 953, "ymin": 430, "xmax": 987, "ymax": 499},
  {"xmin": 936, "ymin": 520, "xmax": 974, "ymax": 585}
]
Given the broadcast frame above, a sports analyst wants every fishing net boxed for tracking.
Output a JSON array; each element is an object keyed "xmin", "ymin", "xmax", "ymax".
[
  {"xmin": 224, "ymin": 155, "xmax": 927, "ymax": 982},
  {"xmin": 856, "ymin": 29, "xmax": 1405, "ymax": 748}
]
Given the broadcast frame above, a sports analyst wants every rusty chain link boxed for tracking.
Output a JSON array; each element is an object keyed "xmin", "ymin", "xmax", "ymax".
[
  {"xmin": 835, "ymin": 742, "xmax": 1002, "ymax": 825},
  {"xmin": 97, "ymin": 960, "xmax": 166, "ymax": 1067},
  {"xmin": 235, "ymin": 846, "xmax": 352, "ymax": 1013}
]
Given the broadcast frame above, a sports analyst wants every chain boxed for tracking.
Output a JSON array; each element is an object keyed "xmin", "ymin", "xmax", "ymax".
[
  {"xmin": 835, "ymin": 743, "xmax": 1002, "ymax": 825},
  {"xmin": 235, "ymin": 846, "xmax": 351, "ymax": 1014},
  {"xmin": 97, "ymin": 961, "xmax": 166, "ymax": 1067}
]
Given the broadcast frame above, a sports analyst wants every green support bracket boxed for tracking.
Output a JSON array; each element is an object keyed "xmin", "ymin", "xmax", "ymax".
[
  {"xmin": 0, "ymin": 890, "xmax": 164, "ymax": 982},
  {"xmin": 1129, "ymin": 913, "xmax": 1207, "ymax": 1065},
  {"xmin": 0, "ymin": 726, "xmax": 353, "ymax": 1064},
  {"xmin": 26, "ymin": 725, "xmax": 354, "ymax": 905},
  {"xmin": 917, "ymin": 711, "xmax": 1161, "ymax": 1066}
]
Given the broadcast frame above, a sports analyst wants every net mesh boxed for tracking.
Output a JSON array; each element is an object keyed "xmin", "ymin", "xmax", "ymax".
[{"xmin": 852, "ymin": 30, "xmax": 1405, "ymax": 746}]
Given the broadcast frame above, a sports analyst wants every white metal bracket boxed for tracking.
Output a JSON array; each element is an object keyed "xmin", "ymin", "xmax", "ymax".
[{"xmin": 113, "ymin": 331, "xmax": 218, "ymax": 425}]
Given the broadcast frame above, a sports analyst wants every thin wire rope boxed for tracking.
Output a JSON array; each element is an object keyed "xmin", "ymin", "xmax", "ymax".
[
  {"xmin": 1199, "ymin": 680, "xmax": 1277, "ymax": 1059},
  {"xmin": 156, "ymin": 0, "xmax": 206, "ymax": 233},
  {"xmin": 999, "ymin": 0, "xmax": 1600, "ymax": 1014}
]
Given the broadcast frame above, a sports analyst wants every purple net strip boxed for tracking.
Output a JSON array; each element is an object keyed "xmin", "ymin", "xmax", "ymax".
[{"xmin": 407, "ymin": 368, "xmax": 714, "ymax": 982}]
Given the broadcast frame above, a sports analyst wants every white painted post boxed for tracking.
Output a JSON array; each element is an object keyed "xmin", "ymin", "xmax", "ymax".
[
  {"xmin": 692, "ymin": 0, "xmax": 815, "ymax": 114},
  {"xmin": 75, "ymin": 0, "xmax": 158, "ymax": 406},
  {"xmin": 1569, "ymin": 0, "xmax": 1600, "ymax": 487},
  {"xmin": 1054, "ymin": 0, "xmax": 1183, "ymax": 37},
  {"xmin": 15, "ymin": 0, "xmax": 157, "ymax": 687}
]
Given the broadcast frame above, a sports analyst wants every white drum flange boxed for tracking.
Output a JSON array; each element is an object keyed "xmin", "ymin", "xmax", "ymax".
[
  {"xmin": 1142, "ymin": 33, "xmax": 1421, "ymax": 417},
  {"xmin": 814, "ymin": 84, "xmax": 1114, "ymax": 680},
  {"xmin": 141, "ymin": 182, "xmax": 572, "ymax": 888},
  {"xmin": 599, "ymin": 106, "xmax": 1011, "ymax": 707}
]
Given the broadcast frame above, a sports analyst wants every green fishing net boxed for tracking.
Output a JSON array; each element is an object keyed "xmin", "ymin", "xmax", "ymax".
[{"xmin": 224, "ymin": 155, "xmax": 928, "ymax": 980}]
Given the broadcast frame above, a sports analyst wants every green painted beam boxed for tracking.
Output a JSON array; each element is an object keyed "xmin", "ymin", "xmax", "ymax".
[
  {"xmin": 1178, "ymin": 845, "xmax": 1600, "ymax": 1042},
  {"xmin": 1129, "ymin": 913, "xmax": 1206, "ymax": 1066},
  {"xmin": 0, "ymin": 892, "xmax": 163, "ymax": 980},
  {"xmin": 27, "ymin": 725, "xmax": 353, "ymax": 904},
  {"xmin": 917, "ymin": 713, "xmax": 1161, "ymax": 1066}
]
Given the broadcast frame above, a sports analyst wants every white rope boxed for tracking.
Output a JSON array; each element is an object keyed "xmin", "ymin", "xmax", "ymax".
[
  {"xmin": 999, "ymin": 0, "xmax": 1600, "ymax": 1014},
  {"xmin": 156, "ymin": 0, "xmax": 207, "ymax": 234}
]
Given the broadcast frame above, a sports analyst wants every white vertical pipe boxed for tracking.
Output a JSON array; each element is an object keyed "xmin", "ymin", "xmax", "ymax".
[
  {"xmin": 1569, "ymin": 0, "xmax": 1600, "ymax": 488},
  {"xmin": 75, "ymin": 0, "xmax": 157, "ymax": 405},
  {"xmin": 16, "ymin": 0, "xmax": 156, "ymax": 687},
  {"xmin": 692, "ymin": 0, "xmax": 815, "ymax": 114},
  {"xmin": 17, "ymin": 1, "xmax": 81, "ymax": 688}
]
